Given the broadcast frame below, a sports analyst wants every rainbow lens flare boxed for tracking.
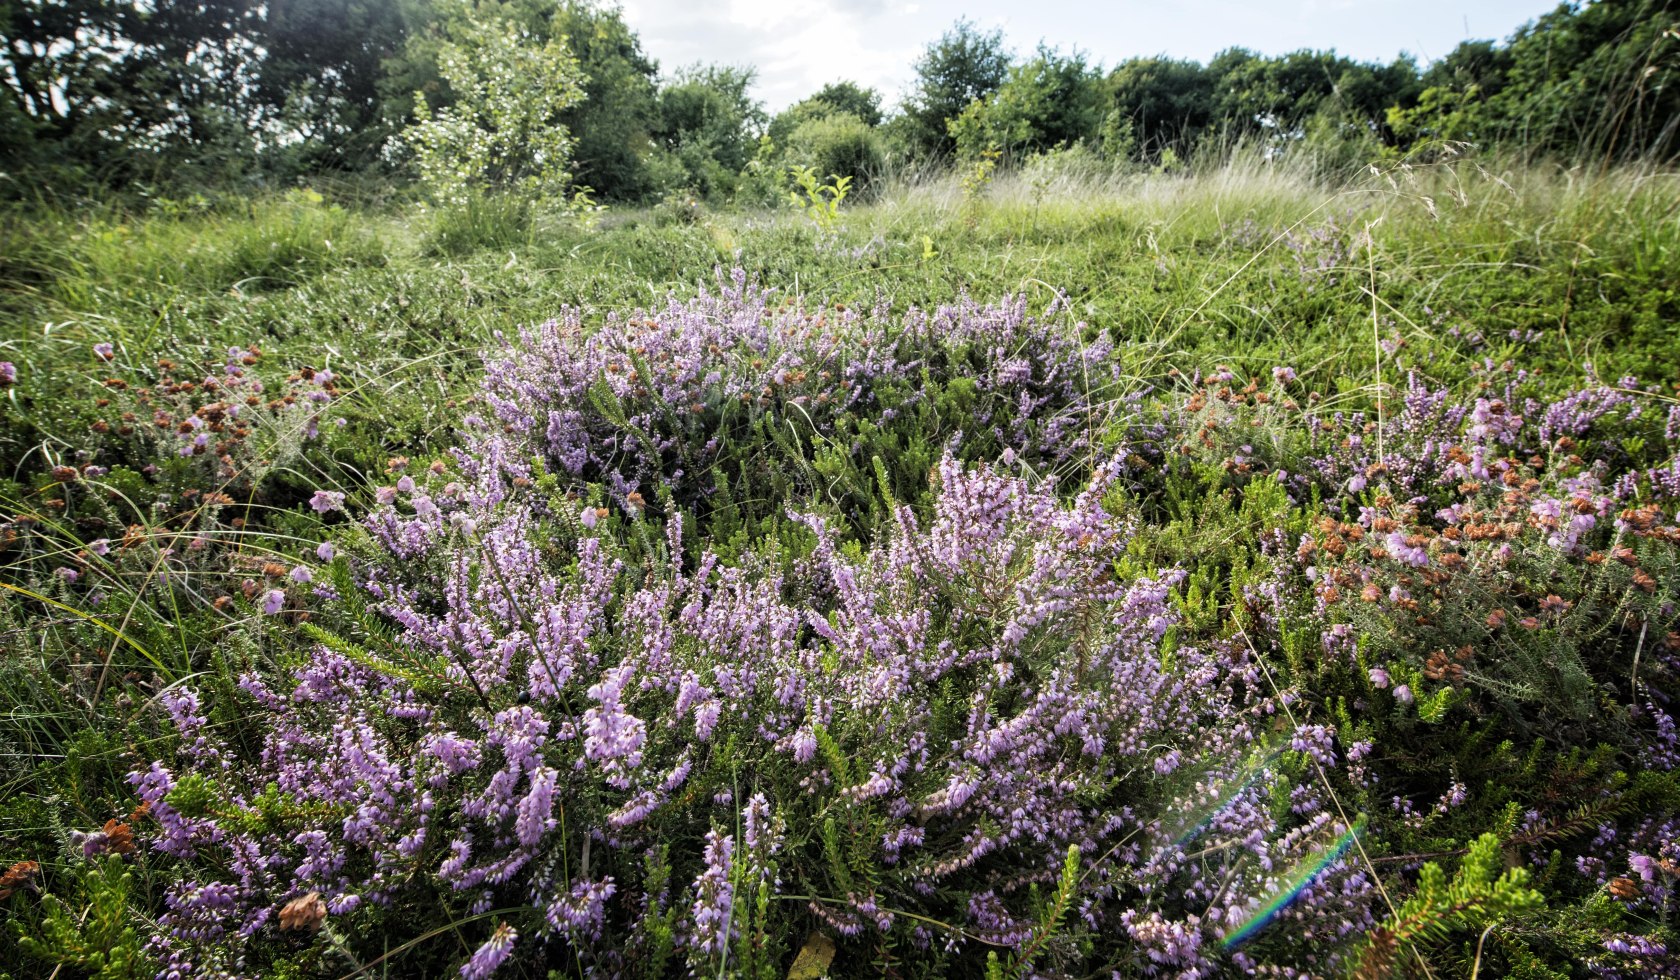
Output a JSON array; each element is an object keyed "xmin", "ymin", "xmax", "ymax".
[
  {"xmin": 1158, "ymin": 748, "xmax": 1280, "ymax": 853},
  {"xmin": 1221, "ymin": 821, "xmax": 1364, "ymax": 949}
]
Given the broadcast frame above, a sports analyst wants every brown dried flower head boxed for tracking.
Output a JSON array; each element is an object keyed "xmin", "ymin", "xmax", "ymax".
[
  {"xmin": 279, "ymin": 891, "xmax": 328, "ymax": 933},
  {"xmin": 0, "ymin": 860, "xmax": 41, "ymax": 900}
]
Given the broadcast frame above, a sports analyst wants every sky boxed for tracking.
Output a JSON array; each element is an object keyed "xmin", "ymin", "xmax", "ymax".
[{"xmin": 615, "ymin": 0, "xmax": 1564, "ymax": 113}]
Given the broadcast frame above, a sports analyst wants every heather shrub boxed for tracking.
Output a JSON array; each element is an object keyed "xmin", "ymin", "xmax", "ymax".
[
  {"xmin": 92, "ymin": 344, "xmax": 341, "ymax": 493},
  {"xmin": 39, "ymin": 322, "xmax": 1673, "ymax": 978},
  {"xmin": 87, "ymin": 277, "xmax": 1415, "ymax": 978},
  {"xmin": 1113, "ymin": 364, "xmax": 1680, "ymax": 973},
  {"xmin": 0, "ymin": 339, "xmax": 348, "ymax": 874},
  {"xmin": 1, "ymin": 340, "xmax": 343, "ymax": 504},
  {"xmin": 473, "ymin": 270, "xmax": 1120, "ymax": 551},
  {"xmin": 11, "ymin": 299, "xmax": 1678, "ymax": 977},
  {"xmin": 129, "ymin": 451, "xmax": 1371, "ymax": 977},
  {"xmin": 8, "ymin": 163, "xmax": 1680, "ymax": 979},
  {"xmin": 1292, "ymin": 373, "xmax": 1680, "ymax": 741}
]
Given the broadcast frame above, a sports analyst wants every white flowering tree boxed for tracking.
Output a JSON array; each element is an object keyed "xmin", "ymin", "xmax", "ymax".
[{"xmin": 403, "ymin": 2, "xmax": 589, "ymax": 205}]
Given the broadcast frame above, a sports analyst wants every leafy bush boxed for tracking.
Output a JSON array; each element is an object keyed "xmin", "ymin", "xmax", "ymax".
[
  {"xmin": 781, "ymin": 113, "xmax": 886, "ymax": 195},
  {"xmin": 402, "ymin": 3, "xmax": 587, "ymax": 205}
]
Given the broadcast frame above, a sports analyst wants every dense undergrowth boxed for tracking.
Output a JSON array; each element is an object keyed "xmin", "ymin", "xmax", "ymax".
[{"xmin": 3, "ymin": 158, "xmax": 1680, "ymax": 978}]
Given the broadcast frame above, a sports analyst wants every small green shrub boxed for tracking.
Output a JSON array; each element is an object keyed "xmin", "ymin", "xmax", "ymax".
[{"xmin": 781, "ymin": 112, "xmax": 886, "ymax": 196}]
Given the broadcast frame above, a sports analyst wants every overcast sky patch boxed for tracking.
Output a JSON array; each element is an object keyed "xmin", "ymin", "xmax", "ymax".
[{"xmin": 618, "ymin": 0, "xmax": 1560, "ymax": 113}]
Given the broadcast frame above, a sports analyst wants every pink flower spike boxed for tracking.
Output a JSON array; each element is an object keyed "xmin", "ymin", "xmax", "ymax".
[{"xmin": 309, "ymin": 490, "xmax": 345, "ymax": 514}]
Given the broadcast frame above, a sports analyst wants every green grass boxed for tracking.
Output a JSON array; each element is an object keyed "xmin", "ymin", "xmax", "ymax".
[{"xmin": 7, "ymin": 156, "xmax": 1676, "ymax": 474}]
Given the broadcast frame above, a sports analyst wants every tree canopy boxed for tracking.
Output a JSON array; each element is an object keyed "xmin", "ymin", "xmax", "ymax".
[{"xmin": 3, "ymin": 0, "xmax": 1677, "ymax": 199}]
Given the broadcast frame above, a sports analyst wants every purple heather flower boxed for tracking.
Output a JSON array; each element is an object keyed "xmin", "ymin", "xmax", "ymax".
[
  {"xmin": 73, "ymin": 828, "xmax": 116, "ymax": 857},
  {"xmin": 1384, "ymin": 530, "xmax": 1429, "ymax": 567},
  {"xmin": 54, "ymin": 566, "xmax": 78, "ymax": 583},
  {"xmin": 1272, "ymin": 366, "xmax": 1298, "ymax": 384},
  {"xmin": 425, "ymin": 733, "xmax": 482, "ymax": 775},
  {"xmin": 289, "ymin": 566, "xmax": 313, "ymax": 584},
  {"xmin": 94, "ymin": 342, "xmax": 114, "ymax": 361},
  {"xmin": 315, "ymin": 541, "xmax": 336, "ymax": 561},
  {"xmin": 690, "ymin": 829, "xmax": 736, "ymax": 957},
  {"xmin": 459, "ymin": 923, "xmax": 517, "ymax": 979},
  {"xmin": 515, "ymin": 767, "xmax": 557, "ymax": 847},
  {"xmin": 261, "ymin": 589, "xmax": 285, "ymax": 615},
  {"xmin": 547, "ymin": 878, "xmax": 616, "ymax": 941},
  {"xmin": 309, "ymin": 490, "xmax": 345, "ymax": 513},
  {"xmin": 1368, "ymin": 667, "xmax": 1390, "ymax": 689},
  {"xmin": 0, "ymin": 361, "xmax": 15, "ymax": 385}
]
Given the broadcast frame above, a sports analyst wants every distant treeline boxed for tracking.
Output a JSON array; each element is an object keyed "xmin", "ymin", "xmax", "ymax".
[{"xmin": 2, "ymin": 0, "xmax": 1677, "ymax": 201}]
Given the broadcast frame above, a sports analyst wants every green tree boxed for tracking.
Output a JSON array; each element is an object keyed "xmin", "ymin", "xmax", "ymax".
[
  {"xmin": 949, "ymin": 43, "xmax": 1103, "ymax": 160},
  {"xmin": 1102, "ymin": 56, "xmax": 1215, "ymax": 160},
  {"xmin": 1201, "ymin": 47, "xmax": 1418, "ymax": 161},
  {"xmin": 781, "ymin": 111, "xmax": 885, "ymax": 192},
  {"xmin": 379, "ymin": 0, "xmax": 662, "ymax": 199},
  {"xmin": 1208, "ymin": 48, "xmax": 1337, "ymax": 135},
  {"xmin": 1419, "ymin": 38, "xmax": 1512, "ymax": 97},
  {"xmin": 401, "ymin": 0, "xmax": 588, "ymax": 203},
  {"xmin": 804, "ymin": 80, "xmax": 883, "ymax": 126},
  {"xmin": 899, "ymin": 18, "xmax": 1012, "ymax": 160},
  {"xmin": 1, "ymin": 0, "xmax": 264, "ymax": 182},
  {"xmin": 767, "ymin": 79, "xmax": 882, "ymax": 146},
  {"xmin": 652, "ymin": 63, "xmax": 765, "ymax": 199},
  {"xmin": 1483, "ymin": 0, "xmax": 1680, "ymax": 160},
  {"xmin": 254, "ymin": 0, "xmax": 422, "ymax": 172},
  {"xmin": 550, "ymin": 1, "xmax": 661, "ymax": 200}
]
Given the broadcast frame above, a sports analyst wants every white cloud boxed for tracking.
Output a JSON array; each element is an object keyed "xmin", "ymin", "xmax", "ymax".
[{"xmin": 621, "ymin": 0, "xmax": 926, "ymax": 111}]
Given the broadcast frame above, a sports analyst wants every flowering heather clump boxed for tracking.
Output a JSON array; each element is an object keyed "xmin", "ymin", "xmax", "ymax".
[
  {"xmin": 1225, "ymin": 212, "xmax": 1362, "ymax": 289},
  {"xmin": 25, "ymin": 271, "xmax": 1673, "ymax": 978},
  {"xmin": 130, "ymin": 437, "xmax": 1376, "ymax": 977},
  {"xmin": 0, "ymin": 343, "xmax": 349, "ymax": 633},
  {"xmin": 1283, "ymin": 371, "xmax": 1680, "ymax": 738},
  {"xmin": 473, "ymin": 269, "xmax": 1119, "ymax": 537},
  {"xmin": 78, "ymin": 344, "xmax": 341, "ymax": 491},
  {"xmin": 1130, "ymin": 363, "xmax": 1680, "ymax": 966}
]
